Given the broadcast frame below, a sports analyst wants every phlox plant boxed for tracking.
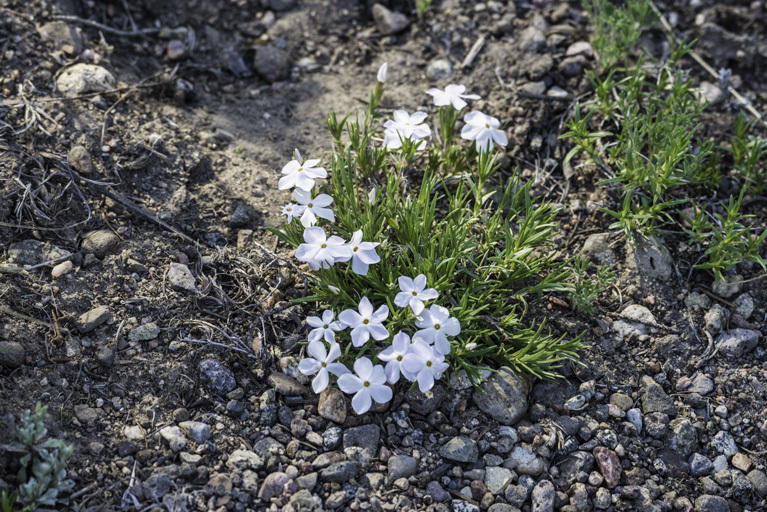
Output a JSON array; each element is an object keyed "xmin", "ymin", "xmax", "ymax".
[{"xmin": 270, "ymin": 63, "xmax": 585, "ymax": 414}]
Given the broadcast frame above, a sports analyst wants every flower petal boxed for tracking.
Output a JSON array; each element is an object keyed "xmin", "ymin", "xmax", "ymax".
[
  {"xmin": 327, "ymin": 342, "xmax": 342, "ymax": 362},
  {"xmin": 339, "ymin": 309, "xmax": 362, "ymax": 327},
  {"xmin": 417, "ymin": 369, "xmax": 435, "ymax": 393},
  {"xmin": 298, "ymin": 358, "xmax": 321, "ymax": 375},
  {"xmin": 351, "ymin": 256, "xmax": 369, "ymax": 276},
  {"xmin": 327, "ymin": 362, "xmax": 350, "ymax": 376},
  {"xmin": 351, "ymin": 389, "xmax": 372, "ymax": 414},
  {"xmin": 353, "ymin": 357, "xmax": 374, "ymax": 380},
  {"xmin": 307, "ymin": 339, "xmax": 327, "ymax": 361},
  {"xmin": 312, "ymin": 368, "xmax": 329, "ymax": 393},
  {"xmin": 398, "ymin": 276, "xmax": 415, "ymax": 293},
  {"xmin": 394, "ymin": 291, "xmax": 412, "ymax": 308},
  {"xmin": 358, "ymin": 297, "xmax": 374, "ymax": 317},
  {"xmin": 370, "ymin": 384, "xmax": 392, "ymax": 404},
  {"xmin": 369, "ymin": 305, "xmax": 390, "ymax": 324},
  {"xmin": 337, "ymin": 374, "xmax": 362, "ymax": 394}
]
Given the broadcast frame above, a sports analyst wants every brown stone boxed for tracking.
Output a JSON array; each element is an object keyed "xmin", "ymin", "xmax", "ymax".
[{"xmin": 593, "ymin": 446, "xmax": 621, "ymax": 488}]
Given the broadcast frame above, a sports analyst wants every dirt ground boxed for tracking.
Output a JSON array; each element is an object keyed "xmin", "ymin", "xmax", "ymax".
[{"xmin": 2, "ymin": 0, "xmax": 767, "ymax": 511}]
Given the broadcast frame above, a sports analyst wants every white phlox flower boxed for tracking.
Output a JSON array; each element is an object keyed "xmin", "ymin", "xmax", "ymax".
[
  {"xmin": 402, "ymin": 340, "xmax": 450, "ymax": 393},
  {"xmin": 306, "ymin": 310, "xmax": 344, "ymax": 343},
  {"xmin": 295, "ymin": 226, "xmax": 351, "ymax": 270},
  {"xmin": 338, "ymin": 230, "xmax": 380, "ymax": 276},
  {"xmin": 460, "ymin": 111, "xmax": 508, "ymax": 153},
  {"xmin": 298, "ymin": 340, "xmax": 349, "ymax": 394},
  {"xmin": 377, "ymin": 331, "xmax": 416, "ymax": 384},
  {"xmin": 339, "ymin": 297, "xmax": 390, "ymax": 347},
  {"xmin": 281, "ymin": 203, "xmax": 305, "ymax": 223},
  {"xmin": 377, "ymin": 62, "xmax": 388, "ymax": 83},
  {"xmin": 413, "ymin": 304, "xmax": 460, "ymax": 355},
  {"xmin": 337, "ymin": 357, "xmax": 392, "ymax": 414},
  {"xmin": 278, "ymin": 156, "xmax": 327, "ymax": 191},
  {"xmin": 394, "ymin": 274, "xmax": 438, "ymax": 315},
  {"xmin": 293, "ymin": 188, "xmax": 335, "ymax": 228},
  {"xmin": 383, "ymin": 110, "xmax": 431, "ymax": 150},
  {"xmin": 426, "ymin": 84, "xmax": 481, "ymax": 110}
]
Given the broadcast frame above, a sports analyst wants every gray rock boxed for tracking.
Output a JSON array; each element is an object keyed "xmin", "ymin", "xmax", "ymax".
[
  {"xmin": 68, "ymin": 145, "xmax": 94, "ymax": 175},
  {"xmin": 715, "ymin": 328, "xmax": 760, "ymax": 358},
  {"xmin": 326, "ymin": 490, "xmax": 348, "ymax": 509},
  {"xmin": 426, "ymin": 59, "xmax": 453, "ymax": 81},
  {"xmin": 95, "ymin": 347, "xmax": 115, "ymax": 367},
  {"xmin": 580, "ymin": 233, "xmax": 616, "ymax": 265},
  {"xmin": 565, "ymin": 41, "xmax": 594, "ymax": 58},
  {"xmin": 711, "ymin": 431, "xmax": 738, "ymax": 459},
  {"xmin": 168, "ymin": 262, "xmax": 197, "ymax": 293},
  {"xmin": 295, "ymin": 472, "xmax": 318, "ymax": 491},
  {"xmin": 645, "ymin": 412, "xmax": 670, "ymax": 438},
  {"xmin": 694, "ymin": 495, "xmax": 728, "ymax": 512},
  {"xmin": 488, "ymin": 505, "xmax": 521, "ymax": 512},
  {"xmin": 520, "ymin": 81, "xmax": 547, "ymax": 95},
  {"xmin": 641, "ymin": 383, "xmax": 676, "ymax": 416},
  {"xmin": 613, "ymin": 305, "xmax": 656, "ymax": 338},
  {"xmin": 226, "ymin": 449, "xmax": 264, "ymax": 470},
  {"xmin": 747, "ymin": 469, "xmax": 767, "ymax": 497},
  {"xmin": 253, "ymin": 437, "xmax": 284, "ymax": 456},
  {"xmin": 406, "ymin": 384, "xmax": 446, "ymax": 415},
  {"xmin": 594, "ymin": 487, "xmax": 611, "ymax": 509},
  {"xmin": 372, "ymin": 3, "xmax": 409, "ymax": 35},
  {"xmin": 558, "ymin": 55, "xmax": 587, "ymax": 76},
  {"xmin": 290, "ymin": 489, "xmax": 316, "ymax": 509},
  {"xmin": 733, "ymin": 293, "xmax": 754, "ymax": 319},
  {"xmin": 427, "ymin": 481, "xmax": 450, "ymax": 502},
  {"xmin": 179, "ymin": 421, "xmax": 211, "ymax": 444},
  {"xmin": 564, "ymin": 394, "xmax": 586, "ymax": 410},
  {"xmin": 198, "ymin": 358, "xmax": 236, "ymax": 396},
  {"xmin": 318, "ymin": 387, "xmax": 347, "ymax": 424},
  {"xmin": 698, "ymin": 81, "xmax": 725, "ymax": 106},
  {"xmin": 712, "ymin": 274, "xmax": 741, "ymax": 298},
  {"xmin": 254, "ymin": 46, "xmax": 291, "ymax": 83},
  {"xmin": 704, "ymin": 304, "xmax": 729, "ymax": 335},
  {"xmin": 74, "ymin": 404, "xmax": 100, "ymax": 423},
  {"xmin": 440, "ymin": 436, "xmax": 478, "ymax": 463},
  {"xmin": 7, "ymin": 240, "xmax": 71, "ymax": 267},
  {"xmin": 57, "ymin": 64, "xmax": 115, "ymax": 98},
  {"xmin": 690, "ymin": 453, "xmax": 714, "ymax": 476},
  {"xmin": 451, "ymin": 500, "xmax": 480, "ymax": 512},
  {"xmin": 320, "ymin": 461, "xmax": 360, "ymax": 483},
  {"xmin": 128, "ymin": 322, "xmax": 160, "ymax": 342},
  {"xmin": 519, "ymin": 26, "xmax": 546, "ymax": 51},
  {"xmin": 323, "ymin": 426, "xmax": 343, "ymax": 450},
  {"xmin": 484, "ymin": 466, "xmax": 513, "ymax": 495},
  {"xmin": 531, "ymin": 480, "xmax": 555, "ymax": 512},
  {"xmin": 76, "ymin": 306, "xmax": 111, "ymax": 333},
  {"xmin": 473, "ymin": 367, "xmax": 529, "ymax": 425},
  {"xmin": 268, "ymin": 372, "xmax": 308, "ymax": 395},
  {"xmin": 509, "ymin": 445, "xmax": 543, "ymax": 476},
  {"xmin": 505, "ymin": 484, "xmax": 528, "ymax": 508},
  {"xmin": 258, "ymin": 472, "xmax": 290, "ymax": 501},
  {"xmin": 689, "ymin": 373, "xmax": 714, "ymax": 395},
  {"xmin": 0, "ymin": 342, "xmax": 25, "ymax": 369},
  {"xmin": 558, "ymin": 451, "xmax": 594, "ymax": 487},
  {"xmin": 627, "ymin": 408, "xmax": 643, "ymax": 433},
  {"xmin": 267, "ymin": 0, "xmax": 296, "ymax": 11},
  {"xmin": 712, "ymin": 454, "xmax": 728, "ymax": 473},
  {"xmin": 669, "ymin": 418, "xmax": 699, "ymax": 459},
  {"xmin": 684, "ymin": 292, "xmax": 711, "ymax": 310},
  {"xmin": 343, "ymin": 424, "xmax": 380, "ymax": 460},
  {"xmin": 546, "ymin": 86, "xmax": 569, "ymax": 98},
  {"xmin": 625, "ymin": 236, "xmax": 673, "ymax": 280},
  {"xmin": 388, "ymin": 455, "xmax": 417, "ymax": 480},
  {"xmin": 143, "ymin": 473, "xmax": 171, "ymax": 501},
  {"xmin": 159, "ymin": 425, "xmax": 187, "ymax": 453}
]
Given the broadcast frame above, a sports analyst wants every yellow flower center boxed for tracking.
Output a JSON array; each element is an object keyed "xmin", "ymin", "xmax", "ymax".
[
  {"xmin": 426, "ymin": 361, "xmax": 432, "ymax": 367},
  {"xmin": 364, "ymin": 381, "xmax": 370, "ymax": 387},
  {"xmin": 298, "ymin": 167, "xmax": 304, "ymax": 172},
  {"xmin": 363, "ymin": 319, "xmax": 369, "ymax": 325},
  {"xmin": 434, "ymin": 324, "xmax": 441, "ymax": 330},
  {"xmin": 397, "ymin": 355, "xmax": 403, "ymax": 361},
  {"xmin": 321, "ymin": 244, "xmax": 327, "ymax": 248},
  {"xmin": 322, "ymin": 362, "xmax": 327, "ymax": 367},
  {"xmin": 308, "ymin": 203, "xmax": 313, "ymax": 208},
  {"xmin": 412, "ymin": 291, "xmax": 417, "ymax": 296},
  {"xmin": 353, "ymin": 247, "xmax": 359, "ymax": 252},
  {"xmin": 323, "ymin": 324, "xmax": 328, "ymax": 329},
  {"xmin": 485, "ymin": 124, "xmax": 490, "ymax": 129}
]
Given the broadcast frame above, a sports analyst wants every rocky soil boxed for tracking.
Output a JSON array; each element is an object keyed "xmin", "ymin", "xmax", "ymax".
[{"xmin": 1, "ymin": 0, "xmax": 767, "ymax": 511}]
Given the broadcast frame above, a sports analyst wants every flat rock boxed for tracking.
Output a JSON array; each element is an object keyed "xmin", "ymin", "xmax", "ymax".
[
  {"xmin": 694, "ymin": 495, "xmax": 728, "ymax": 512},
  {"xmin": 473, "ymin": 367, "xmax": 529, "ymax": 425},
  {"xmin": 57, "ymin": 64, "xmax": 116, "ymax": 98},
  {"xmin": 625, "ymin": 236, "xmax": 673, "ymax": 280},
  {"xmin": 76, "ymin": 306, "xmax": 111, "ymax": 333},
  {"xmin": 641, "ymin": 383, "xmax": 676, "ymax": 416},
  {"xmin": 580, "ymin": 233, "xmax": 616, "ymax": 265},
  {"xmin": 74, "ymin": 404, "xmax": 100, "ymax": 423},
  {"xmin": 519, "ymin": 26, "xmax": 546, "ymax": 51},
  {"xmin": 320, "ymin": 461, "xmax": 360, "ymax": 483},
  {"xmin": 747, "ymin": 469, "xmax": 767, "ymax": 497},
  {"xmin": 715, "ymin": 328, "xmax": 760, "ymax": 358},
  {"xmin": 168, "ymin": 262, "xmax": 197, "ymax": 293},
  {"xmin": 226, "ymin": 449, "xmax": 264, "ymax": 470},
  {"xmin": 669, "ymin": 418, "xmax": 699, "ymax": 459},
  {"xmin": 0, "ymin": 342, "xmax": 25, "ymax": 369},
  {"xmin": 405, "ymin": 384, "xmax": 446, "ymax": 415},
  {"xmin": 268, "ymin": 372, "xmax": 308, "ymax": 395},
  {"xmin": 198, "ymin": 358, "xmax": 236, "ymax": 396},
  {"xmin": 531, "ymin": 480, "xmax": 555, "ymax": 512},
  {"xmin": 343, "ymin": 424, "xmax": 380, "ymax": 459},
  {"xmin": 372, "ymin": 3, "xmax": 409, "ymax": 35},
  {"xmin": 38, "ymin": 21, "xmax": 83, "ymax": 53},
  {"xmin": 426, "ymin": 58, "xmax": 452, "ymax": 81},
  {"xmin": 565, "ymin": 41, "xmax": 593, "ymax": 57},
  {"xmin": 128, "ymin": 322, "xmax": 160, "ymax": 342},
  {"xmin": 440, "ymin": 436, "xmax": 478, "ymax": 463},
  {"xmin": 711, "ymin": 431, "xmax": 738, "ymax": 458},
  {"xmin": 80, "ymin": 229, "xmax": 120, "ymax": 258},
  {"xmin": 68, "ymin": 145, "xmax": 94, "ymax": 174},
  {"xmin": 689, "ymin": 373, "xmax": 714, "ymax": 395},
  {"xmin": 387, "ymin": 455, "xmax": 417, "ymax": 480},
  {"xmin": 613, "ymin": 304, "xmax": 656, "ymax": 338},
  {"xmin": 179, "ymin": 421, "xmax": 211, "ymax": 444},
  {"xmin": 485, "ymin": 466, "xmax": 513, "ymax": 495},
  {"xmin": 7, "ymin": 240, "xmax": 70, "ymax": 267}
]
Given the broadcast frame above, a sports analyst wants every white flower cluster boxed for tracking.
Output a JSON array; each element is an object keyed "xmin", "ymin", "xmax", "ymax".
[{"xmin": 298, "ymin": 275, "xmax": 460, "ymax": 414}]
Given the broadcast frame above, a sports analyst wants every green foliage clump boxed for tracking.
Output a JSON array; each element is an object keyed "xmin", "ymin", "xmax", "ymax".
[
  {"xmin": 728, "ymin": 112, "xmax": 767, "ymax": 193},
  {"xmin": 1, "ymin": 403, "xmax": 74, "ymax": 512},
  {"xmin": 584, "ymin": 0, "xmax": 656, "ymax": 70},
  {"xmin": 568, "ymin": 257, "xmax": 616, "ymax": 315}
]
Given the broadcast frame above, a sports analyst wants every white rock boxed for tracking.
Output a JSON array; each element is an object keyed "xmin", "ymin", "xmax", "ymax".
[{"xmin": 57, "ymin": 64, "xmax": 115, "ymax": 98}]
